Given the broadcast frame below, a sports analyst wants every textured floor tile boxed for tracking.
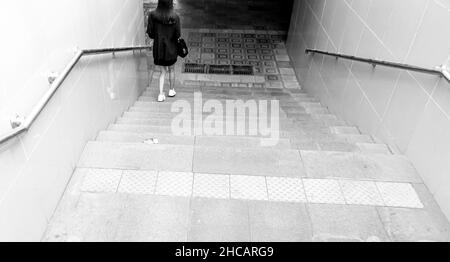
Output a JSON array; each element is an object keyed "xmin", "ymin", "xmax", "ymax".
[
  {"xmin": 376, "ymin": 183, "xmax": 423, "ymax": 209},
  {"xmin": 284, "ymin": 81, "xmax": 301, "ymax": 89},
  {"xmin": 303, "ymin": 179, "xmax": 345, "ymax": 205},
  {"xmin": 155, "ymin": 172, "xmax": 194, "ymax": 198},
  {"xmin": 118, "ymin": 170, "xmax": 157, "ymax": 195},
  {"xmin": 230, "ymin": 175, "xmax": 268, "ymax": 201},
  {"xmin": 65, "ymin": 168, "xmax": 94, "ymax": 194},
  {"xmin": 266, "ymin": 177, "xmax": 307, "ymax": 203},
  {"xmin": 308, "ymin": 204, "xmax": 390, "ymax": 242},
  {"xmin": 279, "ymin": 68, "xmax": 295, "ymax": 75},
  {"xmin": 80, "ymin": 169, "xmax": 122, "ymax": 193},
  {"xmin": 249, "ymin": 202, "xmax": 312, "ymax": 242},
  {"xmin": 193, "ymin": 174, "xmax": 230, "ymax": 199},
  {"xmin": 275, "ymin": 55, "xmax": 290, "ymax": 61},
  {"xmin": 340, "ymin": 180, "xmax": 384, "ymax": 206}
]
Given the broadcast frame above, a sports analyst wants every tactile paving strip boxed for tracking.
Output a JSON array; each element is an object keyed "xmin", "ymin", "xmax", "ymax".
[
  {"xmin": 80, "ymin": 168, "xmax": 122, "ymax": 193},
  {"xmin": 118, "ymin": 170, "xmax": 157, "ymax": 195},
  {"xmin": 155, "ymin": 172, "xmax": 194, "ymax": 197},
  {"xmin": 230, "ymin": 175, "xmax": 268, "ymax": 201},
  {"xmin": 193, "ymin": 173, "xmax": 230, "ymax": 199},
  {"xmin": 78, "ymin": 169, "xmax": 425, "ymax": 209},
  {"xmin": 303, "ymin": 179, "xmax": 346, "ymax": 205},
  {"xmin": 266, "ymin": 177, "xmax": 307, "ymax": 203},
  {"xmin": 377, "ymin": 182, "xmax": 423, "ymax": 209},
  {"xmin": 340, "ymin": 180, "xmax": 384, "ymax": 206}
]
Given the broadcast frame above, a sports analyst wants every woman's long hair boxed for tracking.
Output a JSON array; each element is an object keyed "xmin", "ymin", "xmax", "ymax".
[{"xmin": 153, "ymin": 0, "xmax": 177, "ymax": 24}]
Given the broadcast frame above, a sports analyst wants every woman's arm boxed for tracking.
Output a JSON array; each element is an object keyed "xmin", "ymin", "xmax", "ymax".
[
  {"xmin": 175, "ymin": 16, "xmax": 181, "ymax": 39},
  {"xmin": 147, "ymin": 14, "xmax": 154, "ymax": 39}
]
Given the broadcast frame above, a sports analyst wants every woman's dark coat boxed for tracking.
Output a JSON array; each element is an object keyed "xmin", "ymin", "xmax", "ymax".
[{"xmin": 147, "ymin": 11, "xmax": 181, "ymax": 66}]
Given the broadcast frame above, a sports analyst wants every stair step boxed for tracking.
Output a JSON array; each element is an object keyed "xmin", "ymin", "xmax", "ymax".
[
  {"xmin": 78, "ymin": 142, "xmax": 194, "ymax": 172},
  {"xmin": 331, "ymin": 126, "xmax": 361, "ymax": 135},
  {"xmin": 193, "ymin": 146, "xmax": 306, "ymax": 177},
  {"xmin": 146, "ymin": 88, "xmax": 294, "ymax": 95},
  {"xmin": 133, "ymin": 100, "xmax": 290, "ymax": 109},
  {"xmin": 116, "ymin": 117, "xmax": 295, "ymax": 131},
  {"xmin": 131, "ymin": 102, "xmax": 288, "ymax": 117},
  {"xmin": 97, "ymin": 131, "xmax": 293, "ymax": 149},
  {"xmin": 195, "ymin": 136, "xmax": 292, "ymax": 149},
  {"xmin": 78, "ymin": 142, "xmax": 306, "ymax": 177},
  {"xmin": 138, "ymin": 96, "xmax": 298, "ymax": 104},
  {"xmin": 141, "ymin": 94, "xmax": 275, "ymax": 100},
  {"xmin": 282, "ymin": 107, "xmax": 308, "ymax": 114},
  {"xmin": 336, "ymin": 134, "xmax": 374, "ymax": 143},
  {"xmin": 357, "ymin": 143, "xmax": 392, "ymax": 155},
  {"xmin": 306, "ymin": 108, "xmax": 330, "ymax": 114},
  {"xmin": 290, "ymin": 93, "xmax": 310, "ymax": 98},
  {"xmin": 144, "ymin": 90, "xmax": 270, "ymax": 97},
  {"xmin": 109, "ymin": 124, "xmax": 173, "ymax": 134},
  {"xmin": 292, "ymin": 97, "xmax": 320, "ymax": 103},
  {"xmin": 300, "ymin": 150, "xmax": 422, "ymax": 183},
  {"xmin": 312, "ymin": 114, "xmax": 346, "ymax": 126},
  {"xmin": 146, "ymin": 86, "xmax": 293, "ymax": 93},
  {"xmin": 97, "ymin": 131, "xmax": 195, "ymax": 145},
  {"xmin": 317, "ymin": 141, "xmax": 360, "ymax": 152},
  {"xmin": 123, "ymin": 111, "xmax": 291, "ymax": 120},
  {"xmin": 109, "ymin": 124, "xmax": 293, "ymax": 138},
  {"xmin": 147, "ymin": 86, "xmax": 299, "ymax": 94}
]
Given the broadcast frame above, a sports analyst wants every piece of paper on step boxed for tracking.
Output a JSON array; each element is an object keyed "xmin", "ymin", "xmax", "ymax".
[{"xmin": 144, "ymin": 138, "xmax": 159, "ymax": 145}]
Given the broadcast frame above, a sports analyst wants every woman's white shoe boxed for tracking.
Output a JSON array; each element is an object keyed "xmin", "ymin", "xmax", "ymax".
[
  {"xmin": 168, "ymin": 89, "xmax": 177, "ymax": 97},
  {"xmin": 157, "ymin": 94, "xmax": 166, "ymax": 102}
]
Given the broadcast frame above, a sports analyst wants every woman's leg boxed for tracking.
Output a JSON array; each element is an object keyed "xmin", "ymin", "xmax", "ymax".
[
  {"xmin": 168, "ymin": 65, "xmax": 175, "ymax": 91},
  {"xmin": 159, "ymin": 66, "xmax": 167, "ymax": 95},
  {"xmin": 167, "ymin": 65, "xmax": 177, "ymax": 97}
]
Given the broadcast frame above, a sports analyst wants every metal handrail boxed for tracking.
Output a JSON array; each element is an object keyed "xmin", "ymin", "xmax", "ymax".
[
  {"xmin": 0, "ymin": 45, "xmax": 151, "ymax": 145},
  {"xmin": 305, "ymin": 49, "xmax": 450, "ymax": 83}
]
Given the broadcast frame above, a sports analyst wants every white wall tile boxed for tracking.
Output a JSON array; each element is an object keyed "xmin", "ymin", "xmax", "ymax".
[
  {"xmin": 0, "ymin": 0, "xmax": 146, "ymax": 241},
  {"xmin": 287, "ymin": 0, "xmax": 450, "ymax": 219}
]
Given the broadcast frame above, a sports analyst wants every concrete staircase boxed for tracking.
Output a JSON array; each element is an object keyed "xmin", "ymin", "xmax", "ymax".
[{"xmin": 44, "ymin": 80, "xmax": 450, "ymax": 242}]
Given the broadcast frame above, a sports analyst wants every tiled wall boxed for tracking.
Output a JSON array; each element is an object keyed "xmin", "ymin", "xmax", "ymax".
[
  {"xmin": 0, "ymin": 0, "xmax": 147, "ymax": 241},
  {"xmin": 144, "ymin": 0, "xmax": 293, "ymax": 31},
  {"xmin": 287, "ymin": 0, "xmax": 450, "ymax": 219}
]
